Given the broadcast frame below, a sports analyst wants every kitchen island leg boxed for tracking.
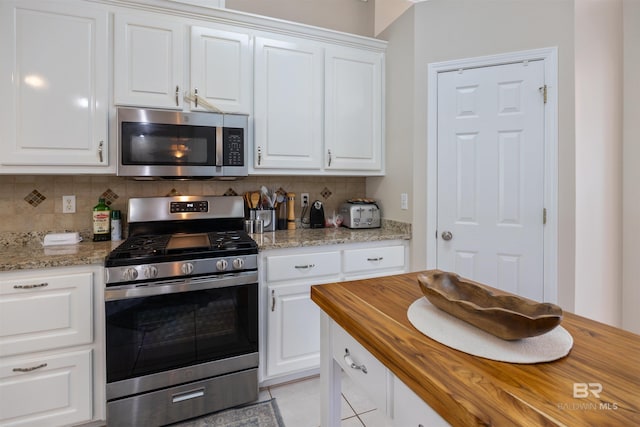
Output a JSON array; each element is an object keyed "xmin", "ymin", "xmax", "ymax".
[{"xmin": 320, "ymin": 312, "xmax": 342, "ymax": 427}]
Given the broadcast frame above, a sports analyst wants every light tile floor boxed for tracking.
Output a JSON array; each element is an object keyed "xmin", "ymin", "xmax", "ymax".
[{"xmin": 259, "ymin": 373, "xmax": 394, "ymax": 427}]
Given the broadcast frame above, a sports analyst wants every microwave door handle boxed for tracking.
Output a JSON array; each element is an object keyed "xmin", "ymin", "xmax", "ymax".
[{"xmin": 215, "ymin": 127, "xmax": 223, "ymax": 167}]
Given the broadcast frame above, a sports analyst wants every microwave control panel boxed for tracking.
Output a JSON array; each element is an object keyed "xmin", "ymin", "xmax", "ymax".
[{"xmin": 223, "ymin": 128, "xmax": 244, "ymax": 166}]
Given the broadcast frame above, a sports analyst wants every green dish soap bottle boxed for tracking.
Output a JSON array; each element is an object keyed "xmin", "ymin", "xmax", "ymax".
[{"xmin": 93, "ymin": 198, "xmax": 111, "ymax": 241}]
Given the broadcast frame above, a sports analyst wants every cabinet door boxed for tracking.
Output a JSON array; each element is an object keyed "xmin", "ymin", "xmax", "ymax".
[
  {"xmin": 254, "ymin": 36, "xmax": 324, "ymax": 170},
  {"xmin": 0, "ymin": 0, "xmax": 108, "ymax": 168},
  {"xmin": 0, "ymin": 349, "xmax": 93, "ymax": 427},
  {"xmin": 331, "ymin": 321, "xmax": 390, "ymax": 416},
  {"xmin": 0, "ymin": 272, "xmax": 93, "ymax": 357},
  {"xmin": 191, "ymin": 26, "xmax": 251, "ymax": 114},
  {"xmin": 114, "ymin": 12, "xmax": 185, "ymax": 109},
  {"xmin": 392, "ymin": 375, "xmax": 450, "ymax": 427},
  {"xmin": 325, "ymin": 46, "xmax": 383, "ymax": 172},
  {"xmin": 266, "ymin": 282, "xmax": 320, "ymax": 377}
]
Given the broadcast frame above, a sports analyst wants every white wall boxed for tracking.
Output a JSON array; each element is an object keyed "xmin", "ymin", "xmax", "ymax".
[
  {"xmin": 574, "ymin": 0, "xmax": 623, "ymax": 327},
  {"xmin": 623, "ymin": 0, "xmax": 640, "ymax": 334},
  {"xmin": 373, "ymin": 0, "xmax": 640, "ymax": 330},
  {"xmin": 367, "ymin": 8, "xmax": 415, "ymax": 233},
  {"xmin": 374, "ymin": 0, "xmax": 412, "ymax": 36},
  {"xmin": 370, "ymin": 0, "xmax": 578, "ymax": 312},
  {"xmin": 225, "ymin": 0, "xmax": 375, "ymax": 36}
]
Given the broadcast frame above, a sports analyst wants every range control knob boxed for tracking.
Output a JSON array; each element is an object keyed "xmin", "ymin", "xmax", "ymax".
[
  {"xmin": 216, "ymin": 259, "xmax": 229, "ymax": 271},
  {"xmin": 181, "ymin": 262, "xmax": 195, "ymax": 275},
  {"xmin": 232, "ymin": 258, "xmax": 245, "ymax": 270},
  {"xmin": 143, "ymin": 266, "xmax": 158, "ymax": 279},
  {"xmin": 123, "ymin": 267, "xmax": 138, "ymax": 281}
]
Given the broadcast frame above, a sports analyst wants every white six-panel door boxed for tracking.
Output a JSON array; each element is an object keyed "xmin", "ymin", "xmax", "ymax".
[{"xmin": 437, "ymin": 60, "xmax": 546, "ymax": 300}]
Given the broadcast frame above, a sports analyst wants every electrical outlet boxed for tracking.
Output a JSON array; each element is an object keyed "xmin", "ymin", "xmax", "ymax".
[
  {"xmin": 63, "ymin": 195, "xmax": 76, "ymax": 213},
  {"xmin": 401, "ymin": 193, "xmax": 409, "ymax": 210},
  {"xmin": 301, "ymin": 193, "xmax": 309, "ymax": 207}
]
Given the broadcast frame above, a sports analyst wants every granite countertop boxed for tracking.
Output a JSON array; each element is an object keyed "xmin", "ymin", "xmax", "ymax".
[
  {"xmin": 0, "ymin": 221, "xmax": 411, "ymax": 272},
  {"xmin": 250, "ymin": 220, "xmax": 411, "ymax": 250}
]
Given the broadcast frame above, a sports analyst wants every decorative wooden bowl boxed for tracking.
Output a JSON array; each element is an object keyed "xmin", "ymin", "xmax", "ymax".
[{"xmin": 417, "ymin": 271, "xmax": 563, "ymax": 340}]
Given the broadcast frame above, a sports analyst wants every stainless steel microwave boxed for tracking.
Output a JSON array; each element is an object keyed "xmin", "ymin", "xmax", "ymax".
[{"xmin": 117, "ymin": 107, "xmax": 248, "ymax": 179}]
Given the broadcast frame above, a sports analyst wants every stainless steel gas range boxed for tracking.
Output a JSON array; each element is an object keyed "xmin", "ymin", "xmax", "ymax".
[{"xmin": 104, "ymin": 195, "xmax": 258, "ymax": 427}]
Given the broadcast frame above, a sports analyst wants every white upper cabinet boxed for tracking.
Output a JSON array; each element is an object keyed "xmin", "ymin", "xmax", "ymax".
[
  {"xmin": 0, "ymin": 0, "xmax": 110, "ymax": 172},
  {"xmin": 114, "ymin": 13, "xmax": 186, "ymax": 109},
  {"xmin": 191, "ymin": 26, "xmax": 252, "ymax": 114},
  {"xmin": 253, "ymin": 36, "xmax": 324, "ymax": 170},
  {"xmin": 114, "ymin": 12, "xmax": 252, "ymax": 113},
  {"xmin": 252, "ymin": 36, "xmax": 385, "ymax": 175},
  {"xmin": 0, "ymin": 0, "xmax": 385, "ymax": 174},
  {"xmin": 325, "ymin": 46, "xmax": 383, "ymax": 172}
]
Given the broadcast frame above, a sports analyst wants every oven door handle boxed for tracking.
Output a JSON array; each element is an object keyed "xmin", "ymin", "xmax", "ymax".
[
  {"xmin": 172, "ymin": 388, "xmax": 205, "ymax": 404},
  {"xmin": 105, "ymin": 271, "xmax": 258, "ymax": 301}
]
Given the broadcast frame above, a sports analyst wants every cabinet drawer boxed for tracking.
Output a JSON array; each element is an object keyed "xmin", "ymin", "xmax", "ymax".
[
  {"xmin": 0, "ymin": 272, "xmax": 93, "ymax": 357},
  {"xmin": 0, "ymin": 349, "xmax": 93, "ymax": 427},
  {"xmin": 343, "ymin": 245, "xmax": 405, "ymax": 274},
  {"xmin": 331, "ymin": 323, "xmax": 388, "ymax": 415},
  {"xmin": 266, "ymin": 251, "xmax": 340, "ymax": 282}
]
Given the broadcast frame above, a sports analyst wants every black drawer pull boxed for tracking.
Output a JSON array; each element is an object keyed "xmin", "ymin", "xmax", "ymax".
[
  {"xmin": 13, "ymin": 282, "xmax": 48, "ymax": 289},
  {"xmin": 13, "ymin": 363, "xmax": 47, "ymax": 373}
]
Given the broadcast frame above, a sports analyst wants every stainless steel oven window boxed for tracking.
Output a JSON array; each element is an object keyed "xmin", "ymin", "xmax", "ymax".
[{"xmin": 105, "ymin": 282, "xmax": 258, "ymax": 384}]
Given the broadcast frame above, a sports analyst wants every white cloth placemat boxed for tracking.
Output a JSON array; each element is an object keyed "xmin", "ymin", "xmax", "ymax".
[{"xmin": 407, "ymin": 297, "xmax": 573, "ymax": 364}]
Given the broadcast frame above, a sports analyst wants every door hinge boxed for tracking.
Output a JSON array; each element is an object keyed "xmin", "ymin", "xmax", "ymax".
[
  {"xmin": 543, "ymin": 208, "xmax": 547, "ymax": 225},
  {"xmin": 539, "ymin": 85, "xmax": 548, "ymax": 104}
]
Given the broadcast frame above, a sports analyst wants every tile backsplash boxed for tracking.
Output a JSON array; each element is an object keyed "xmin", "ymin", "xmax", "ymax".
[{"xmin": 0, "ymin": 175, "xmax": 366, "ymax": 236}]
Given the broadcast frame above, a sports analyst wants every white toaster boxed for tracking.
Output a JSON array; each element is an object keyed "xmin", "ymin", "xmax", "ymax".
[{"xmin": 340, "ymin": 200, "xmax": 381, "ymax": 229}]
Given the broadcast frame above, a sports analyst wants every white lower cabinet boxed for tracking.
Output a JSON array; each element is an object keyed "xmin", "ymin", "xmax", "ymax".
[
  {"xmin": 267, "ymin": 282, "xmax": 322, "ymax": 377},
  {"xmin": 263, "ymin": 249, "xmax": 340, "ymax": 380},
  {"xmin": 343, "ymin": 244, "xmax": 406, "ymax": 278},
  {"xmin": 0, "ymin": 349, "xmax": 92, "ymax": 427},
  {"xmin": 392, "ymin": 376, "xmax": 449, "ymax": 427},
  {"xmin": 260, "ymin": 241, "xmax": 408, "ymax": 384},
  {"xmin": 0, "ymin": 265, "xmax": 105, "ymax": 427},
  {"xmin": 0, "ymin": 272, "xmax": 93, "ymax": 357},
  {"xmin": 330, "ymin": 320, "xmax": 449, "ymax": 427},
  {"xmin": 331, "ymin": 321, "xmax": 389, "ymax": 414}
]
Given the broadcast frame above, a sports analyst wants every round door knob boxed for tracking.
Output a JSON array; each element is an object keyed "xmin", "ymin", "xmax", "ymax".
[{"xmin": 441, "ymin": 231, "xmax": 453, "ymax": 241}]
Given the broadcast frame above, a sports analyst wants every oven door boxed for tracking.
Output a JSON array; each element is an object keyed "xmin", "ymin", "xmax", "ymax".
[{"xmin": 104, "ymin": 271, "xmax": 258, "ymax": 401}]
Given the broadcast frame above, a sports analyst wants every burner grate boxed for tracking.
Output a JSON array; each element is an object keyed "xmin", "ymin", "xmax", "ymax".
[
  {"xmin": 114, "ymin": 235, "xmax": 172, "ymax": 258},
  {"xmin": 106, "ymin": 231, "xmax": 257, "ymax": 265}
]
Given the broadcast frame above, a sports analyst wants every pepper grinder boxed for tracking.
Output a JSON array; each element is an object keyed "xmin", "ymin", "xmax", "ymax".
[{"xmin": 286, "ymin": 192, "xmax": 296, "ymax": 230}]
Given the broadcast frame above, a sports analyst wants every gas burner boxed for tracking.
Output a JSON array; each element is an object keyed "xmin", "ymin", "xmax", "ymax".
[
  {"xmin": 111, "ymin": 235, "xmax": 172, "ymax": 259},
  {"xmin": 124, "ymin": 235, "xmax": 171, "ymax": 250}
]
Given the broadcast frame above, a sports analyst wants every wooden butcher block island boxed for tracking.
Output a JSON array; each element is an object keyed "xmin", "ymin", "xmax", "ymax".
[{"xmin": 311, "ymin": 271, "xmax": 640, "ymax": 426}]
